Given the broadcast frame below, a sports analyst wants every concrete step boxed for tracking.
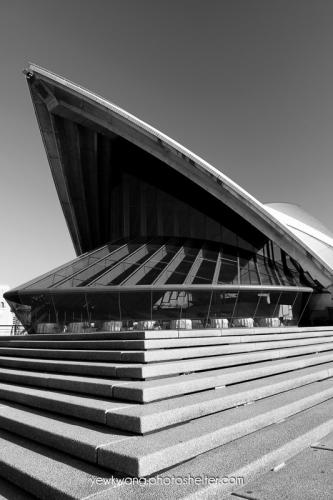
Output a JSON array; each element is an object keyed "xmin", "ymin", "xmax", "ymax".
[
  {"xmin": 312, "ymin": 428, "xmax": 333, "ymax": 452},
  {"xmin": 0, "ymin": 477, "xmax": 36, "ymax": 500},
  {"xmin": 0, "ymin": 339, "xmax": 146, "ymax": 351},
  {"xmin": 175, "ymin": 326, "xmax": 333, "ymax": 339},
  {"xmin": 2, "ymin": 326, "xmax": 333, "ymax": 342},
  {"xmin": 0, "ymin": 332, "xmax": 149, "ymax": 341},
  {"xmin": 0, "ymin": 352, "xmax": 332, "ymax": 402},
  {"xmin": 0, "ymin": 326, "xmax": 331, "ymax": 497},
  {"xmin": 0, "ymin": 402, "xmax": 131, "ymax": 464},
  {"xmin": 1, "ymin": 336, "xmax": 333, "ymax": 363},
  {"xmin": 0, "ymin": 428, "xmax": 128, "ymax": 499},
  {"xmin": 111, "ymin": 351, "xmax": 333, "ymax": 402},
  {"xmin": 0, "ymin": 356, "xmax": 120, "ymax": 377},
  {"xmin": 0, "ymin": 367, "xmax": 121, "ymax": 398},
  {"xmin": 106, "ymin": 362, "xmax": 333, "ymax": 433},
  {"xmin": 98, "ymin": 398, "xmax": 333, "ymax": 499},
  {"xmin": 97, "ymin": 379, "xmax": 333, "ymax": 476},
  {"xmin": 0, "ymin": 363, "xmax": 331, "ymax": 432},
  {"xmin": 116, "ymin": 342, "xmax": 333, "ymax": 379},
  {"xmin": 0, "ymin": 343, "xmax": 332, "ymax": 381},
  {"xmin": 0, "ymin": 383, "xmax": 135, "ymax": 425},
  {"xmin": 0, "ymin": 368, "xmax": 135, "ymax": 398},
  {"xmin": 1, "ymin": 399, "xmax": 333, "ymax": 499},
  {"xmin": 124, "ymin": 336, "xmax": 333, "ymax": 362},
  {"xmin": 0, "ymin": 379, "xmax": 332, "ymax": 477},
  {"xmin": 2, "ymin": 329, "xmax": 333, "ymax": 350},
  {"xmin": 0, "ymin": 348, "xmax": 125, "ymax": 362}
]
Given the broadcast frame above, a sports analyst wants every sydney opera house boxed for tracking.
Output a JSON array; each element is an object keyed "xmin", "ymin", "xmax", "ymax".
[{"xmin": 5, "ymin": 65, "xmax": 333, "ymax": 334}]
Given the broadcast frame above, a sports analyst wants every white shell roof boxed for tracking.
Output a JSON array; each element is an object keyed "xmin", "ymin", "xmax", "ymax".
[
  {"xmin": 26, "ymin": 64, "xmax": 333, "ymax": 285},
  {"xmin": 265, "ymin": 204, "xmax": 333, "ymax": 270}
]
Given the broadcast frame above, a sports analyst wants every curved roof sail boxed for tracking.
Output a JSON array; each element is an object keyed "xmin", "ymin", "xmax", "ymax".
[
  {"xmin": 265, "ymin": 203, "xmax": 333, "ymax": 271},
  {"xmin": 24, "ymin": 64, "xmax": 333, "ymax": 289}
]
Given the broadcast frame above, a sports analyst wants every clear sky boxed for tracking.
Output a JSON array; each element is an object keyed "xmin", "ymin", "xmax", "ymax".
[{"xmin": 0, "ymin": 0, "xmax": 333, "ymax": 287}]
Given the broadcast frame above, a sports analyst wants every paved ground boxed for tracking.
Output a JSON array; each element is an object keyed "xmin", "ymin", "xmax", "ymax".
[{"xmin": 232, "ymin": 432, "xmax": 333, "ymax": 500}]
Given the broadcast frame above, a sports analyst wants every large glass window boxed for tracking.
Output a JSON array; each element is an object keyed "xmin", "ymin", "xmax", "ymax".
[
  {"xmin": 210, "ymin": 291, "xmax": 239, "ymax": 324},
  {"xmin": 6, "ymin": 288, "xmax": 313, "ymax": 333}
]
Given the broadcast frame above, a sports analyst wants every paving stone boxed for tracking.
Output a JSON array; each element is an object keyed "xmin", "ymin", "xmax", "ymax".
[{"xmin": 233, "ymin": 447, "xmax": 333, "ymax": 500}]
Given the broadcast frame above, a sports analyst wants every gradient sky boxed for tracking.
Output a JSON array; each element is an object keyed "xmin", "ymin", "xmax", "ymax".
[{"xmin": 1, "ymin": 0, "xmax": 333, "ymax": 287}]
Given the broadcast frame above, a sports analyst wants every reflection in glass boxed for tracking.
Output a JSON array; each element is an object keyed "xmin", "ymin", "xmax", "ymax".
[{"xmin": 6, "ymin": 287, "xmax": 313, "ymax": 333}]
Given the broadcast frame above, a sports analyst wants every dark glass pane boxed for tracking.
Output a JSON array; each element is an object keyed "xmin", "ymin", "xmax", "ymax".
[
  {"xmin": 210, "ymin": 291, "xmax": 238, "ymax": 323},
  {"xmin": 57, "ymin": 242, "xmax": 139, "ymax": 288},
  {"xmin": 277, "ymin": 291, "xmax": 305, "ymax": 326},
  {"xmin": 50, "ymin": 293, "xmax": 88, "ymax": 325},
  {"xmin": 5, "ymin": 293, "xmax": 32, "ymax": 332},
  {"xmin": 27, "ymin": 245, "xmax": 112, "ymax": 289},
  {"xmin": 119, "ymin": 292, "xmax": 151, "ymax": 321},
  {"xmin": 166, "ymin": 253, "xmax": 198, "ymax": 284},
  {"xmin": 254, "ymin": 291, "xmax": 282, "ymax": 324},
  {"xmin": 218, "ymin": 259, "xmax": 239, "ymax": 284},
  {"xmin": 109, "ymin": 248, "xmax": 158, "ymax": 285},
  {"xmin": 91, "ymin": 242, "xmax": 157, "ymax": 286},
  {"xmin": 152, "ymin": 290, "xmax": 185, "ymax": 323},
  {"xmin": 86, "ymin": 293, "xmax": 120, "ymax": 323},
  {"xmin": 183, "ymin": 290, "xmax": 212, "ymax": 322},
  {"xmin": 239, "ymin": 254, "xmax": 260, "ymax": 285},
  {"xmin": 22, "ymin": 292, "xmax": 55, "ymax": 331},
  {"xmin": 193, "ymin": 259, "xmax": 217, "ymax": 284},
  {"xmin": 137, "ymin": 251, "xmax": 177, "ymax": 284},
  {"xmin": 233, "ymin": 291, "xmax": 259, "ymax": 320}
]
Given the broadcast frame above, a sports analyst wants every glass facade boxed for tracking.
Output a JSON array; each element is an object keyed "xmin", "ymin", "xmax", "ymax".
[
  {"xmin": 6, "ymin": 237, "xmax": 314, "ymax": 333},
  {"xmin": 11, "ymin": 238, "xmax": 316, "ymax": 291},
  {"xmin": 6, "ymin": 288, "xmax": 310, "ymax": 333}
]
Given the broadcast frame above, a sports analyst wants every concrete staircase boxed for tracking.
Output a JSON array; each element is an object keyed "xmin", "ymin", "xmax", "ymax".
[{"xmin": 0, "ymin": 326, "xmax": 332, "ymax": 499}]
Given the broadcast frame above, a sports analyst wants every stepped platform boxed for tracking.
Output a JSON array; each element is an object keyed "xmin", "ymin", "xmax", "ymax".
[{"xmin": 0, "ymin": 326, "xmax": 332, "ymax": 499}]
